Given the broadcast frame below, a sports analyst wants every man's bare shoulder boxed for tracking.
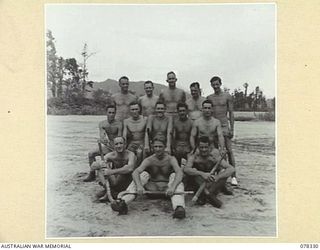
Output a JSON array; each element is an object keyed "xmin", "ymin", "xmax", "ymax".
[
  {"xmin": 222, "ymin": 92, "xmax": 232, "ymax": 99},
  {"xmin": 206, "ymin": 94, "xmax": 214, "ymax": 100},
  {"xmin": 128, "ymin": 93, "xmax": 137, "ymax": 99},
  {"xmin": 185, "ymin": 97, "xmax": 192, "ymax": 105},
  {"xmin": 99, "ymin": 119, "xmax": 109, "ymax": 127},
  {"xmin": 141, "ymin": 155, "xmax": 153, "ymax": 165},
  {"xmin": 194, "ymin": 116, "xmax": 203, "ymax": 124},
  {"xmin": 176, "ymin": 88, "xmax": 185, "ymax": 94},
  {"xmin": 113, "ymin": 119, "xmax": 122, "ymax": 126},
  {"xmin": 148, "ymin": 114, "xmax": 156, "ymax": 120},
  {"xmin": 111, "ymin": 92, "xmax": 120, "ymax": 98},
  {"xmin": 105, "ymin": 151, "xmax": 117, "ymax": 160},
  {"xmin": 123, "ymin": 117, "xmax": 131, "ymax": 124},
  {"xmin": 125, "ymin": 149, "xmax": 135, "ymax": 158},
  {"xmin": 211, "ymin": 117, "xmax": 221, "ymax": 125}
]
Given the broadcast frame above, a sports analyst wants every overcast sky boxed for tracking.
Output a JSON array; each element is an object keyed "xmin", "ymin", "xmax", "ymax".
[{"xmin": 46, "ymin": 4, "xmax": 275, "ymax": 98}]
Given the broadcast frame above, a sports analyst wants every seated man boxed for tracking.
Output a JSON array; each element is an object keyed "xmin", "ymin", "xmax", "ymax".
[
  {"xmin": 184, "ymin": 136, "xmax": 235, "ymax": 208},
  {"xmin": 84, "ymin": 104, "xmax": 122, "ymax": 182},
  {"xmin": 111, "ymin": 136, "xmax": 186, "ymax": 219},
  {"xmin": 90, "ymin": 136, "xmax": 136, "ymax": 202}
]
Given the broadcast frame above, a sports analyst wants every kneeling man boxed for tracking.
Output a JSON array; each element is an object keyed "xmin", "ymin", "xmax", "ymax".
[
  {"xmin": 112, "ymin": 136, "xmax": 186, "ymax": 219},
  {"xmin": 90, "ymin": 136, "xmax": 136, "ymax": 202},
  {"xmin": 184, "ymin": 136, "xmax": 235, "ymax": 208}
]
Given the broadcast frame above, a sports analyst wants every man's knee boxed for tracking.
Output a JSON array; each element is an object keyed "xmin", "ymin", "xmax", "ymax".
[
  {"xmin": 169, "ymin": 173, "xmax": 176, "ymax": 182},
  {"xmin": 140, "ymin": 171, "xmax": 150, "ymax": 183},
  {"xmin": 90, "ymin": 161, "xmax": 101, "ymax": 170},
  {"xmin": 211, "ymin": 148, "xmax": 220, "ymax": 158},
  {"xmin": 88, "ymin": 150, "xmax": 99, "ymax": 159}
]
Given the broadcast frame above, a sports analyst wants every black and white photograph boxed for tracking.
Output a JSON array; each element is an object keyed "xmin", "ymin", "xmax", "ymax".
[{"xmin": 46, "ymin": 3, "xmax": 276, "ymax": 237}]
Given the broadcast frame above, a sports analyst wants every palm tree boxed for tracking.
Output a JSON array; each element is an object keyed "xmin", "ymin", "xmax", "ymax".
[
  {"xmin": 243, "ymin": 83, "xmax": 248, "ymax": 97},
  {"xmin": 243, "ymin": 83, "xmax": 249, "ymax": 110}
]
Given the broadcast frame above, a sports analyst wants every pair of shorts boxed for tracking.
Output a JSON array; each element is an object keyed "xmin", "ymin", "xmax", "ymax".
[{"xmin": 174, "ymin": 141, "xmax": 191, "ymax": 154}]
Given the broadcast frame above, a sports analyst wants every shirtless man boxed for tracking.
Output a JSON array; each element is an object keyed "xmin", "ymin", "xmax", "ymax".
[
  {"xmin": 186, "ymin": 82, "xmax": 206, "ymax": 121},
  {"xmin": 144, "ymin": 101, "xmax": 172, "ymax": 155},
  {"xmin": 111, "ymin": 136, "xmax": 186, "ymax": 219},
  {"xmin": 110, "ymin": 76, "xmax": 137, "ymax": 122},
  {"xmin": 123, "ymin": 101, "xmax": 147, "ymax": 164},
  {"xmin": 84, "ymin": 104, "xmax": 123, "ymax": 182},
  {"xmin": 184, "ymin": 136, "xmax": 235, "ymax": 207},
  {"xmin": 158, "ymin": 71, "xmax": 186, "ymax": 118},
  {"xmin": 90, "ymin": 136, "xmax": 136, "ymax": 202},
  {"xmin": 172, "ymin": 103, "xmax": 193, "ymax": 164},
  {"xmin": 206, "ymin": 76, "xmax": 237, "ymax": 186},
  {"xmin": 138, "ymin": 80, "xmax": 159, "ymax": 117},
  {"xmin": 190, "ymin": 100, "xmax": 225, "ymax": 154}
]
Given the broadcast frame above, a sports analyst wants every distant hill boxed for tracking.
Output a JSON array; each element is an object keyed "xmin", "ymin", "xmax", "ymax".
[{"xmin": 91, "ymin": 79, "xmax": 189, "ymax": 97}]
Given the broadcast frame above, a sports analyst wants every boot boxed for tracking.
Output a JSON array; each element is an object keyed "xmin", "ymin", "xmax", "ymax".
[
  {"xmin": 83, "ymin": 171, "xmax": 96, "ymax": 182},
  {"xmin": 173, "ymin": 206, "xmax": 186, "ymax": 219},
  {"xmin": 221, "ymin": 185, "xmax": 233, "ymax": 195},
  {"xmin": 99, "ymin": 193, "xmax": 109, "ymax": 203},
  {"xmin": 96, "ymin": 189, "xmax": 106, "ymax": 198},
  {"xmin": 111, "ymin": 199, "xmax": 128, "ymax": 215},
  {"xmin": 206, "ymin": 195, "xmax": 222, "ymax": 208}
]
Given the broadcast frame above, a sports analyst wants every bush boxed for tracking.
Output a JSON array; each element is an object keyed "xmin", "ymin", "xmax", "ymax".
[{"xmin": 256, "ymin": 111, "xmax": 275, "ymax": 121}]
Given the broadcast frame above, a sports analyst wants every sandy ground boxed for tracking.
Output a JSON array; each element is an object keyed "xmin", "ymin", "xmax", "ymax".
[{"xmin": 46, "ymin": 133, "xmax": 276, "ymax": 237}]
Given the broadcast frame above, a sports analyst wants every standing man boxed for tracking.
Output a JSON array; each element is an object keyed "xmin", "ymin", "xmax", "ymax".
[
  {"xmin": 84, "ymin": 104, "xmax": 123, "ymax": 182},
  {"xmin": 172, "ymin": 103, "xmax": 193, "ymax": 164},
  {"xmin": 184, "ymin": 136, "xmax": 235, "ymax": 207},
  {"xmin": 90, "ymin": 136, "xmax": 136, "ymax": 202},
  {"xmin": 111, "ymin": 136, "xmax": 186, "ymax": 219},
  {"xmin": 144, "ymin": 101, "xmax": 172, "ymax": 155},
  {"xmin": 138, "ymin": 80, "xmax": 159, "ymax": 117},
  {"xmin": 207, "ymin": 76, "xmax": 237, "ymax": 186},
  {"xmin": 123, "ymin": 101, "xmax": 147, "ymax": 164},
  {"xmin": 111, "ymin": 76, "xmax": 137, "ymax": 122},
  {"xmin": 190, "ymin": 100, "xmax": 225, "ymax": 154},
  {"xmin": 186, "ymin": 82, "xmax": 206, "ymax": 121},
  {"xmin": 159, "ymin": 71, "xmax": 186, "ymax": 118}
]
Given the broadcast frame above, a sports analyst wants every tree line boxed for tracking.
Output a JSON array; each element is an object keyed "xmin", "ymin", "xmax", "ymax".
[{"xmin": 226, "ymin": 83, "xmax": 275, "ymax": 112}]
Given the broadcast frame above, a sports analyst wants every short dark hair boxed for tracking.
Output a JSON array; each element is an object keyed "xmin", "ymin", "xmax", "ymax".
[
  {"xmin": 210, "ymin": 76, "xmax": 222, "ymax": 84},
  {"xmin": 177, "ymin": 102, "xmax": 188, "ymax": 111},
  {"xmin": 153, "ymin": 135, "xmax": 166, "ymax": 146},
  {"xmin": 144, "ymin": 80, "xmax": 154, "ymax": 87},
  {"xmin": 202, "ymin": 99, "xmax": 213, "ymax": 107},
  {"xmin": 119, "ymin": 76, "xmax": 129, "ymax": 83},
  {"xmin": 198, "ymin": 136, "xmax": 210, "ymax": 145},
  {"xmin": 167, "ymin": 71, "xmax": 176, "ymax": 78},
  {"xmin": 106, "ymin": 104, "xmax": 116, "ymax": 112},
  {"xmin": 190, "ymin": 82, "xmax": 200, "ymax": 89},
  {"xmin": 114, "ymin": 136, "xmax": 126, "ymax": 144},
  {"xmin": 129, "ymin": 101, "xmax": 142, "ymax": 110},
  {"xmin": 155, "ymin": 101, "xmax": 166, "ymax": 108}
]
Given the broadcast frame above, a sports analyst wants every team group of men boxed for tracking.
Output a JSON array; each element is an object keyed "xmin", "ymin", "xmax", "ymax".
[{"xmin": 84, "ymin": 71, "xmax": 237, "ymax": 219}]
